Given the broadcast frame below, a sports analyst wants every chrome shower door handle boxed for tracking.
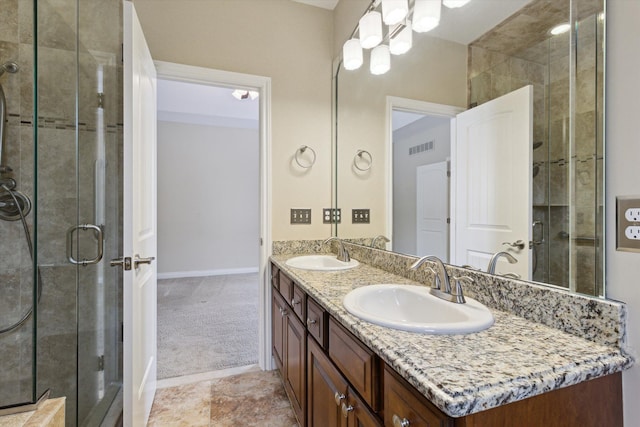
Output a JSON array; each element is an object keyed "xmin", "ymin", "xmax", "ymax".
[
  {"xmin": 66, "ymin": 224, "xmax": 104, "ymax": 266},
  {"xmin": 134, "ymin": 254, "xmax": 155, "ymax": 269}
]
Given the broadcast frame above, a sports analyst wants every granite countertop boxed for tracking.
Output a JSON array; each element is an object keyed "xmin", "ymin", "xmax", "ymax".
[{"xmin": 270, "ymin": 254, "xmax": 634, "ymax": 418}]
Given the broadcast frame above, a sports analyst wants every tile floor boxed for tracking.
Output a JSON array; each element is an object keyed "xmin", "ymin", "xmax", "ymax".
[{"xmin": 148, "ymin": 367, "xmax": 298, "ymax": 426}]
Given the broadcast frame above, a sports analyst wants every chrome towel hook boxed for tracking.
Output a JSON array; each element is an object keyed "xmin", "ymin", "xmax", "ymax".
[
  {"xmin": 354, "ymin": 149, "xmax": 372, "ymax": 171},
  {"xmin": 294, "ymin": 145, "xmax": 316, "ymax": 169}
]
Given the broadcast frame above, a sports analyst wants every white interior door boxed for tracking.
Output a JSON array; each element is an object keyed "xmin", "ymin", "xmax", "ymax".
[
  {"xmin": 416, "ymin": 161, "xmax": 449, "ymax": 260},
  {"xmin": 123, "ymin": 2, "xmax": 158, "ymax": 425},
  {"xmin": 453, "ymin": 85, "xmax": 532, "ymax": 278}
]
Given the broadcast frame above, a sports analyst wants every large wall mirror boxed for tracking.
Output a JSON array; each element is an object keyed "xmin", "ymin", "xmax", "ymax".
[{"xmin": 334, "ymin": 0, "xmax": 605, "ymax": 297}]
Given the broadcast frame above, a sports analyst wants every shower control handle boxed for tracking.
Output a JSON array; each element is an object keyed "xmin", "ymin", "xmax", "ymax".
[{"xmin": 134, "ymin": 254, "xmax": 155, "ymax": 269}]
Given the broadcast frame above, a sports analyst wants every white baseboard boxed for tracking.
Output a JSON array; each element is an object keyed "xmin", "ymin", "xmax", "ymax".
[{"xmin": 158, "ymin": 267, "xmax": 259, "ymax": 280}]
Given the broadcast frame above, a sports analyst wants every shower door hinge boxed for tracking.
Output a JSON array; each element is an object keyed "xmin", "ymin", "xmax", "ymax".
[{"xmin": 97, "ymin": 355, "xmax": 105, "ymax": 371}]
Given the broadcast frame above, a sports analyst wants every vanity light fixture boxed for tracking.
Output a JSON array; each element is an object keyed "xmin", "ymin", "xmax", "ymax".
[
  {"xmin": 442, "ymin": 0, "xmax": 471, "ymax": 8},
  {"xmin": 359, "ymin": 10, "xmax": 383, "ymax": 49},
  {"xmin": 381, "ymin": 0, "xmax": 409, "ymax": 25},
  {"xmin": 343, "ymin": 38, "xmax": 364, "ymax": 70},
  {"xmin": 389, "ymin": 21, "xmax": 412, "ymax": 55},
  {"xmin": 370, "ymin": 44, "xmax": 391, "ymax": 75},
  {"xmin": 231, "ymin": 89, "xmax": 259, "ymax": 100},
  {"xmin": 550, "ymin": 23, "xmax": 571, "ymax": 35},
  {"xmin": 413, "ymin": 0, "xmax": 441, "ymax": 33}
]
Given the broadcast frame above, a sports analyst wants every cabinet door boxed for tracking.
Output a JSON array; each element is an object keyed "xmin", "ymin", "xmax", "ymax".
[
  {"xmin": 345, "ymin": 387, "xmax": 382, "ymax": 427},
  {"xmin": 272, "ymin": 291, "xmax": 287, "ymax": 373},
  {"xmin": 285, "ymin": 310, "xmax": 306, "ymax": 425},
  {"xmin": 384, "ymin": 366, "xmax": 453, "ymax": 427},
  {"xmin": 308, "ymin": 337, "xmax": 349, "ymax": 427}
]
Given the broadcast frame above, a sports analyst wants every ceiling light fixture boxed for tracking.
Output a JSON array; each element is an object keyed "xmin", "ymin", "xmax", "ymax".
[
  {"xmin": 443, "ymin": 0, "xmax": 471, "ymax": 8},
  {"xmin": 381, "ymin": 0, "xmax": 409, "ymax": 25},
  {"xmin": 550, "ymin": 23, "xmax": 571, "ymax": 35},
  {"xmin": 232, "ymin": 89, "xmax": 259, "ymax": 100},
  {"xmin": 342, "ymin": 0, "xmax": 473, "ymax": 76},
  {"xmin": 359, "ymin": 10, "xmax": 383, "ymax": 49}
]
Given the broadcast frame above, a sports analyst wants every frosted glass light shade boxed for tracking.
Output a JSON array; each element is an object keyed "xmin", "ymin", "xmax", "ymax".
[
  {"xmin": 370, "ymin": 45, "xmax": 390, "ymax": 75},
  {"xmin": 381, "ymin": 0, "xmax": 408, "ymax": 25},
  {"xmin": 443, "ymin": 0, "xmax": 471, "ymax": 8},
  {"xmin": 413, "ymin": 0, "xmax": 441, "ymax": 33},
  {"xmin": 390, "ymin": 22, "xmax": 412, "ymax": 55},
  {"xmin": 359, "ymin": 11, "xmax": 383, "ymax": 49},
  {"xmin": 343, "ymin": 39, "xmax": 363, "ymax": 70}
]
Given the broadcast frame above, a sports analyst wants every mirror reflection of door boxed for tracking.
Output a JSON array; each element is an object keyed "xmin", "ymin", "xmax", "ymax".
[
  {"xmin": 391, "ymin": 111, "xmax": 451, "ymax": 259},
  {"xmin": 391, "ymin": 86, "xmax": 532, "ymax": 278}
]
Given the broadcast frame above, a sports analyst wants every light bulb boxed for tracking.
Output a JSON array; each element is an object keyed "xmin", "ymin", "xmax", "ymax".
[
  {"xmin": 390, "ymin": 22, "xmax": 412, "ymax": 55},
  {"xmin": 359, "ymin": 11, "xmax": 383, "ymax": 49},
  {"xmin": 370, "ymin": 45, "xmax": 390, "ymax": 75},
  {"xmin": 413, "ymin": 0, "xmax": 441, "ymax": 33},
  {"xmin": 381, "ymin": 0, "xmax": 409, "ymax": 26},
  {"xmin": 443, "ymin": 0, "xmax": 471, "ymax": 8},
  {"xmin": 343, "ymin": 39, "xmax": 363, "ymax": 70}
]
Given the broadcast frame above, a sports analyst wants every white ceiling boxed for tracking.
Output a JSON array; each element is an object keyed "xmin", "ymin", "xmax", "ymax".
[{"xmin": 291, "ymin": 0, "xmax": 340, "ymax": 10}]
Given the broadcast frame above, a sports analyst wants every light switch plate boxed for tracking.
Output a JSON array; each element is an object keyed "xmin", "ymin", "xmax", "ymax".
[
  {"xmin": 291, "ymin": 208, "xmax": 311, "ymax": 224},
  {"xmin": 352, "ymin": 209, "xmax": 370, "ymax": 224},
  {"xmin": 616, "ymin": 196, "xmax": 640, "ymax": 252}
]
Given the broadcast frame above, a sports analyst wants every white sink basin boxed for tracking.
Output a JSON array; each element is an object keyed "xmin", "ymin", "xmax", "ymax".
[
  {"xmin": 286, "ymin": 255, "xmax": 359, "ymax": 271},
  {"xmin": 343, "ymin": 284, "xmax": 494, "ymax": 334}
]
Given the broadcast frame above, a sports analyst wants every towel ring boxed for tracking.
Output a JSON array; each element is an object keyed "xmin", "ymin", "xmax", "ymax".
[
  {"xmin": 295, "ymin": 145, "xmax": 316, "ymax": 169},
  {"xmin": 354, "ymin": 149, "xmax": 372, "ymax": 171}
]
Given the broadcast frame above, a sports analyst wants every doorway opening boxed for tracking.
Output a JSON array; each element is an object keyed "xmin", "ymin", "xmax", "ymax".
[{"xmin": 154, "ymin": 62, "xmax": 271, "ymax": 384}]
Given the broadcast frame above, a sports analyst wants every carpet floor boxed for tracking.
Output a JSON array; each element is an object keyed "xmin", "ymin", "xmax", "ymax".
[{"xmin": 157, "ymin": 273, "xmax": 259, "ymax": 379}]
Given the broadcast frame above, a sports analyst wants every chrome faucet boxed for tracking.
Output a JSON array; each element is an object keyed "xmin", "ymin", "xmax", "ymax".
[
  {"xmin": 486, "ymin": 251, "xmax": 518, "ymax": 274},
  {"xmin": 323, "ymin": 237, "xmax": 350, "ymax": 262},
  {"xmin": 370, "ymin": 235, "xmax": 390, "ymax": 249},
  {"xmin": 410, "ymin": 255, "xmax": 471, "ymax": 303}
]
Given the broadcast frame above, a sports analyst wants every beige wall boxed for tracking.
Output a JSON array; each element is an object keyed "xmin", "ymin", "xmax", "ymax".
[
  {"xmin": 133, "ymin": 0, "xmax": 334, "ymax": 240},
  {"xmin": 606, "ymin": 1, "xmax": 640, "ymax": 423}
]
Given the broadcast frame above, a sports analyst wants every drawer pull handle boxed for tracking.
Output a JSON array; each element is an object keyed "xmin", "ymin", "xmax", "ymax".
[
  {"xmin": 341, "ymin": 402, "xmax": 354, "ymax": 418},
  {"xmin": 291, "ymin": 298, "xmax": 300, "ymax": 306},
  {"xmin": 392, "ymin": 415, "xmax": 410, "ymax": 427},
  {"xmin": 279, "ymin": 307, "xmax": 287, "ymax": 317},
  {"xmin": 306, "ymin": 318, "xmax": 317, "ymax": 326},
  {"xmin": 334, "ymin": 392, "xmax": 345, "ymax": 406}
]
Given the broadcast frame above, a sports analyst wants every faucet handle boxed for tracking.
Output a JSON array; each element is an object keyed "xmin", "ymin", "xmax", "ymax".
[
  {"xmin": 425, "ymin": 266, "xmax": 441, "ymax": 290},
  {"xmin": 451, "ymin": 276, "xmax": 473, "ymax": 304}
]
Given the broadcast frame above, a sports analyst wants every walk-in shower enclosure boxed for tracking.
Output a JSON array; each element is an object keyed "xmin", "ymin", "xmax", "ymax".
[{"xmin": 0, "ymin": 0, "xmax": 124, "ymax": 425}]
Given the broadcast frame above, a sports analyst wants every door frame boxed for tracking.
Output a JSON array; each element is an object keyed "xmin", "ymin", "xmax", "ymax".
[
  {"xmin": 154, "ymin": 61, "xmax": 273, "ymax": 370},
  {"xmin": 385, "ymin": 97, "xmax": 463, "ymax": 255}
]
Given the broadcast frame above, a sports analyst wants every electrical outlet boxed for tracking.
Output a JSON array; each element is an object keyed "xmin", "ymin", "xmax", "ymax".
[
  {"xmin": 323, "ymin": 208, "xmax": 341, "ymax": 224},
  {"xmin": 290, "ymin": 209, "xmax": 311, "ymax": 224},
  {"xmin": 625, "ymin": 208, "xmax": 640, "ymax": 222},
  {"xmin": 625, "ymin": 226, "xmax": 640, "ymax": 240},
  {"xmin": 617, "ymin": 196, "xmax": 640, "ymax": 252}
]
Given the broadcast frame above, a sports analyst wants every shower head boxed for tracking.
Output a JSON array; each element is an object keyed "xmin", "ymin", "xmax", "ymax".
[{"xmin": 0, "ymin": 62, "xmax": 19, "ymax": 77}]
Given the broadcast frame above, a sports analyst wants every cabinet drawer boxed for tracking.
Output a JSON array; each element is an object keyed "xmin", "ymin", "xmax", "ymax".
[
  {"xmin": 384, "ymin": 365, "xmax": 452, "ymax": 427},
  {"xmin": 328, "ymin": 317, "xmax": 380, "ymax": 411},
  {"xmin": 306, "ymin": 297, "xmax": 327, "ymax": 349},
  {"xmin": 291, "ymin": 284, "xmax": 306, "ymax": 321},
  {"xmin": 278, "ymin": 270, "xmax": 294, "ymax": 301}
]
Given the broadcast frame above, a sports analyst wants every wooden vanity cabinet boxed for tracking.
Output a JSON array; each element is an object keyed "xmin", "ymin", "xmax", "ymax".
[{"xmin": 271, "ymin": 264, "xmax": 306, "ymax": 425}]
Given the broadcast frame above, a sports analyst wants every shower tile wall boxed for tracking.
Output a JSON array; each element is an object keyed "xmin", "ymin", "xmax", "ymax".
[
  {"xmin": 0, "ymin": 0, "xmax": 123, "ymax": 424},
  {"xmin": 468, "ymin": 0, "xmax": 604, "ymax": 295}
]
